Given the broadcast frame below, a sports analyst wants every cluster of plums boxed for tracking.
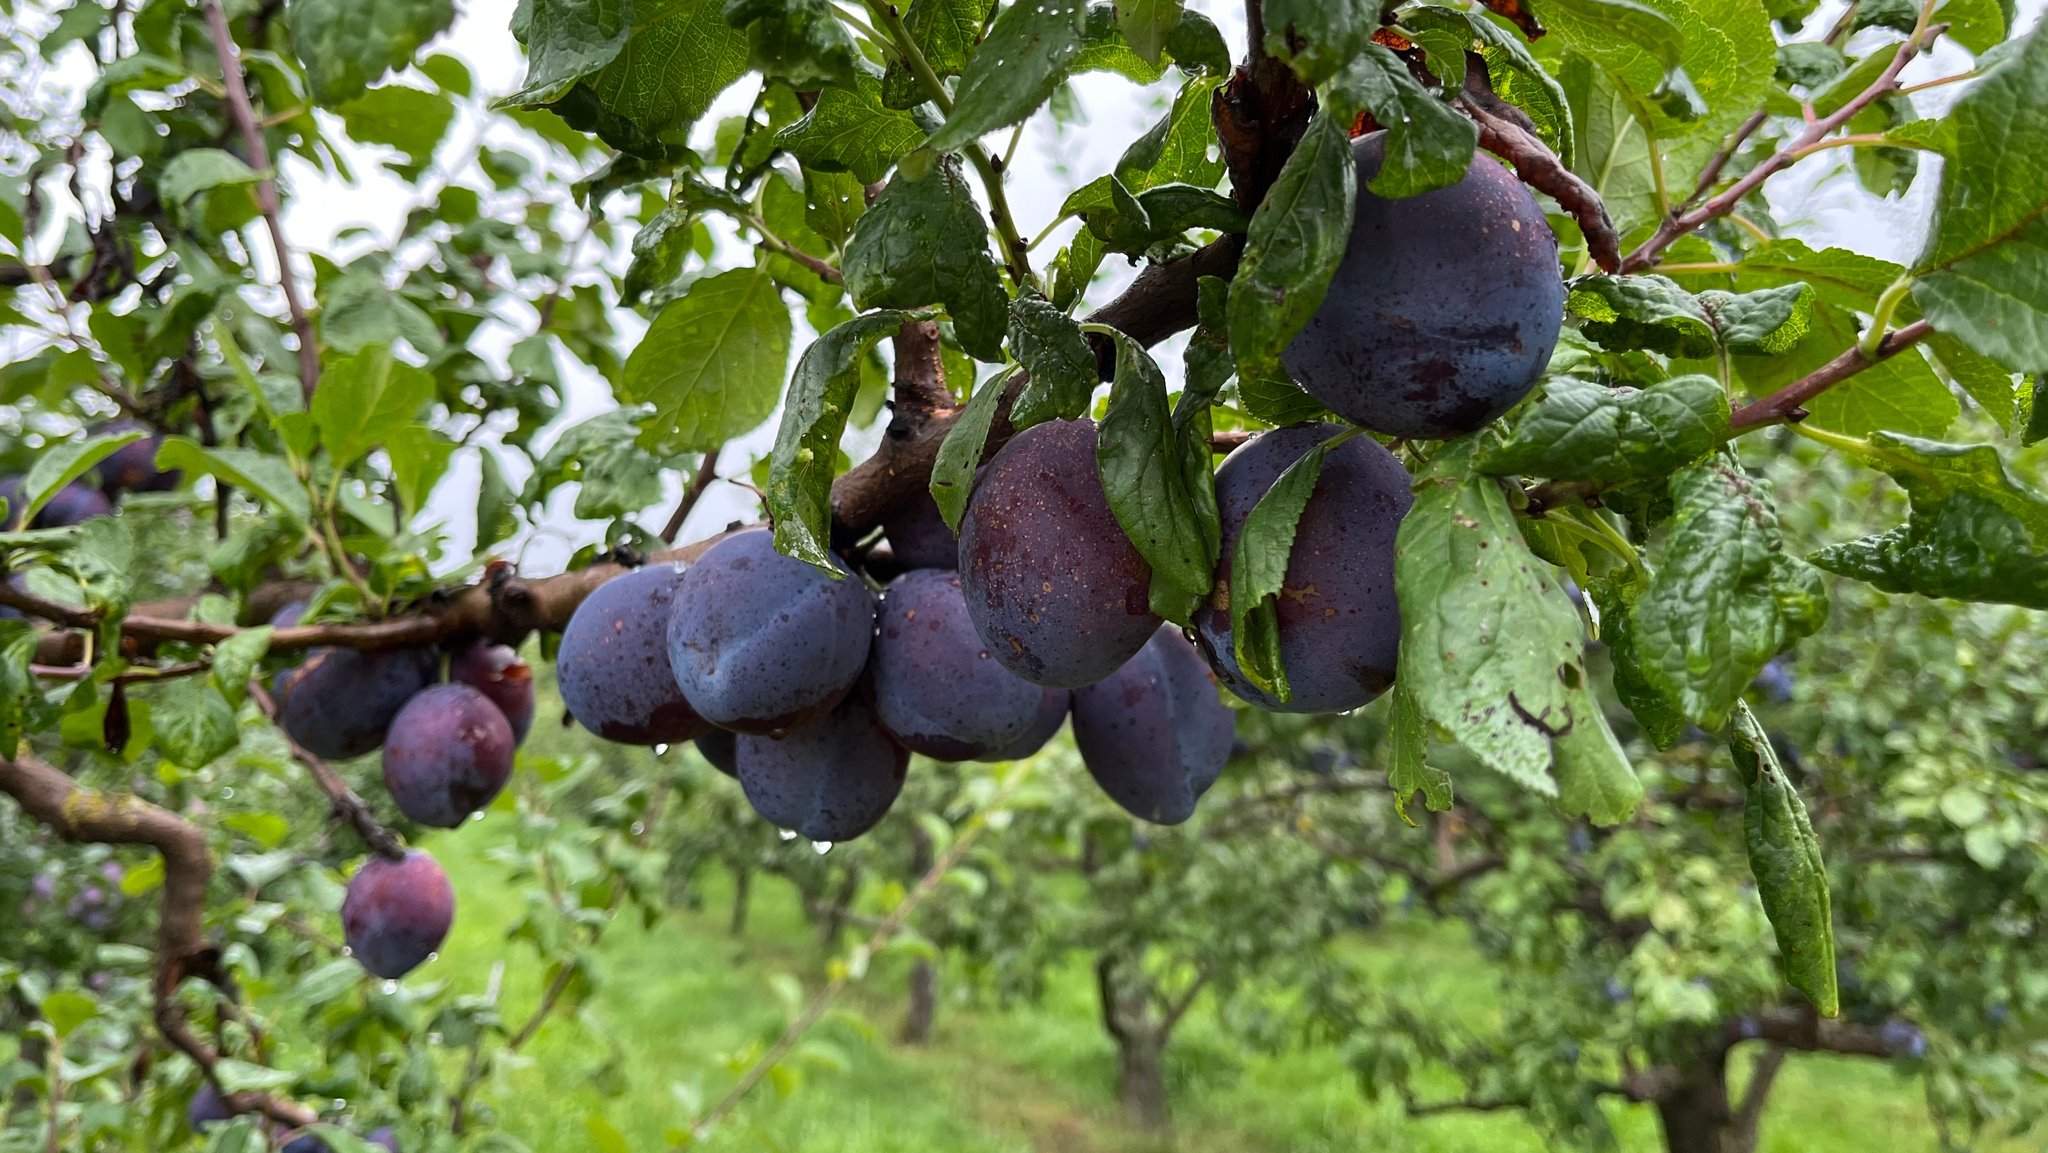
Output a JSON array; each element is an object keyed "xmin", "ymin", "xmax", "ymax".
[
  {"xmin": 0, "ymin": 420, "xmax": 179, "ymax": 530},
  {"xmin": 268, "ymin": 623, "xmax": 536, "ymax": 987}
]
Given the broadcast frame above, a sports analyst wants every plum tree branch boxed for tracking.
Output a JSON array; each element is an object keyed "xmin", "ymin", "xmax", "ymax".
[
  {"xmin": 660, "ymin": 449, "xmax": 722, "ymax": 544},
  {"xmin": 1728, "ymin": 319, "xmax": 1934, "ymax": 430},
  {"xmin": 198, "ymin": 0, "xmax": 319, "ymax": 398},
  {"xmin": 248, "ymin": 681, "xmax": 406, "ymax": 859},
  {"xmin": 1621, "ymin": 21, "xmax": 1945, "ymax": 273},
  {"xmin": 1459, "ymin": 94, "xmax": 1621, "ymax": 272},
  {"xmin": 0, "ymin": 751, "xmax": 318, "ymax": 1128}
]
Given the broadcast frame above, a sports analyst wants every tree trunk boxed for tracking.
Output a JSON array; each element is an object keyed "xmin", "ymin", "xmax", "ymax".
[
  {"xmin": 1654, "ymin": 1054, "xmax": 1751, "ymax": 1153},
  {"xmin": 1095, "ymin": 955, "xmax": 1173, "ymax": 1135},
  {"xmin": 728, "ymin": 865, "xmax": 751, "ymax": 937},
  {"xmin": 900, "ymin": 959, "xmax": 937, "ymax": 1044},
  {"xmin": 820, "ymin": 865, "xmax": 861, "ymax": 947}
]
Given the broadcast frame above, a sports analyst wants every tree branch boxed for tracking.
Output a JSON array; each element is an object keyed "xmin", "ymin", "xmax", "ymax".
[
  {"xmin": 661, "ymin": 449, "xmax": 722, "ymax": 544},
  {"xmin": 0, "ymin": 752, "xmax": 317, "ymax": 1128},
  {"xmin": 248, "ymin": 682, "xmax": 405, "ymax": 859},
  {"xmin": 1734, "ymin": 1044, "xmax": 1788, "ymax": 1136},
  {"xmin": 1621, "ymin": 22, "xmax": 1945, "ymax": 273},
  {"xmin": 1728, "ymin": 319, "xmax": 1934, "ymax": 430},
  {"xmin": 198, "ymin": 0, "xmax": 319, "ymax": 397},
  {"xmin": 1459, "ymin": 63, "xmax": 1621, "ymax": 272},
  {"xmin": 1743, "ymin": 1005, "xmax": 1899, "ymax": 1058}
]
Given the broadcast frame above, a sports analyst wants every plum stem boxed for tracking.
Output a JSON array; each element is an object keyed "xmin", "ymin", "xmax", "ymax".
[{"xmin": 249, "ymin": 681, "xmax": 408, "ymax": 861}]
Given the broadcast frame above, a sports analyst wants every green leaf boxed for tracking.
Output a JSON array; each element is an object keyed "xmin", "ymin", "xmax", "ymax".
[
  {"xmin": 1809, "ymin": 432, "xmax": 2048, "ymax": 608},
  {"xmin": 511, "ymin": 0, "xmax": 751, "ymax": 158},
  {"xmin": 1479, "ymin": 374, "xmax": 1729, "ymax": 486},
  {"xmin": 154, "ymin": 440, "xmax": 311, "ymax": 529},
  {"xmin": 1387, "ymin": 682, "xmax": 1454, "ymax": 820},
  {"xmin": 926, "ymin": 0, "xmax": 1087, "ymax": 154},
  {"xmin": 1114, "ymin": 0, "xmax": 1181, "ymax": 65},
  {"xmin": 929, "ymin": 370, "xmax": 1013, "ymax": 531},
  {"xmin": 724, "ymin": 0, "xmax": 860, "ymax": 90},
  {"xmin": 387, "ymin": 426, "xmax": 457, "ymax": 516},
  {"xmin": 844, "ymin": 159, "xmax": 1007, "ymax": 361},
  {"xmin": 803, "ymin": 167, "xmax": 869, "ymax": 249},
  {"xmin": 776, "ymin": 66, "xmax": 928, "ymax": 184},
  {"xmin": 1184, "ymin": 276, "xmax": 1235, "ymax": 405},
  {"xmin": 1729, "ymin": 701, "xmax": 1838, "ymax": 1017},
  {"xmin": 0, "ymin": 625, "xmax": 39, "ymax": 753},
  {"xmin": 1395, "ymin": 440, "xmax": 1594, "ymax": 796},
  {"xmin": 1568, "ymin": 274, "xmax": 1813, "ymax": 357},
  {"xmin": 769, "ymin": 311, "xmax": 911, "ymax": 571},
  {"xmin": 1742, "ymin": 301, "xmax": 1956, "ymax": 438},
  {"xmin": 1261, "ymin": 0, "xmax": 1379, "ymax": 86},
  {"xmin": 312, "ymin": 346, "xmax": 435, "ymax": 469},
  {"xmin": 1911, "ymin": 26, "xmax": 2048, "ymax": 373},
  {"xmin": 1928, "ymin": 333, "xmax": 2022, "ymax": 432},
  {"xmin": 524, "ymin": 410, "xmax": 675, "ymax": 520},
  {"xmin": 158, "ymin": 148, "xmax": 259, "ymax": 208},
  {"xmin": 1096, "ymin": 333, "xmax": 1218, "ymax": 622},
  {"xmin": 19, "ymin": 430, "xmax": 143, "ymax": 526},
  {"xmin": 1162, "ymin": 10, "xmax": 1230, "ymax": 74},
  {"xmin": 1228, "ymin": 113, "xmax": 1356, "ymax": 382},
  {"xmin": 1008, "ymin": 295, "xmax": 1098, "ymax": 428},
  {"xmin": 1631, "ymin": 454, "xmax": 1827, "ymax": 729},
  {"xmin": 1227, "ymin": 439, "xmax": 1329, "ymax": 702},
  {"xmin": 1324, "ymin": 45, "xmax": 1480, "ymax": 199},
  {"xmin": 1587, "ymin": 571, "xmax": 1688, "ymax": 748},
  {"xmin": 476, "ymin": 447, "xmax": 520, "ymax": 547},
  {"xmin": 622, "ymin": 204, "xmax": 697, "ymax": 307},
  {"xmin": 1077, "ymin": 181, "xmax": 1246, "ymax": 255},
  {"xmin": 210, "ymin": 627, "xmax": 273, "ymax": 706},
  {"xmin": 336, "ymin": 84, "xmax": 455, "ymax": 164},
  {"xmin": 212, "ymin": 1060, "xmax": 299, "ymax": 1094},
  {"xmin": 321, "ymin": 273, "xmax": 443, "ymax": 355},
  {"xmin": 40, "ymin": 991, "xmax": 97, "ymax": 1039},
  {"xmin": 151, "ymin": 677, "xmax": 240, "ymax": 768},
  {"xmin": 1404, "ymin": 6, "xmax": 1574, "ymax": 166},
  {"xmin": 1553, "ymin": 705, "xmax": 1643, "ymax": 826},
  {"xmin": 290, "ymin": 0, "xmax": 456, "ymax": 105},
  {"xmin": 618, "ymin": 264, "xmax": 793, "ymax": 453},
  {"xmin": 882, "ymin": 0, "xmax": 996, "ymax": 108},
  {"xmin": 510, "ymin": 0, "xmax": 631, "ymax": 104}
]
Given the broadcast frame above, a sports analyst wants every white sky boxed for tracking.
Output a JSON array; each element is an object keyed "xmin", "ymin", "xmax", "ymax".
[{"xmin": 20, "ymin": 0, "xmax": 2045, "ymax": 576}]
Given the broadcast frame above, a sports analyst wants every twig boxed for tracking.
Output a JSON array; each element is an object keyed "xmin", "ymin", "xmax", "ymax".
[
  {"xmin": 688, "ymin": 765, "xmax": 1031, "ymax": 1139},
  {"xmin": 1459, "ymin": 95, "xmax": 1621, "ymax": 272},
  {"xmin": 249, "ymin": 682, "xmax": 406, "ymax": 860},
  {"xmin": 1728, "ymin": 319, "xmax": 1934, "ymax": 430},
  {"xmin": 1621, "ymin": 21, "xmax": 1945, "ymax": 273},
  {"xmin": 198, "ymin": 0, "xmax": 319, "ymax": 397},
  {"xmin": 661, "ymin": 450, "xmax": 722, "ymax": 544},
  {"xmin": 1682, "ymin": 109, "xmax": 1769, "ymax": 211},
  {"xmin": 0, "ymin": 752, "xmax": 318, "ymax": 1128}
]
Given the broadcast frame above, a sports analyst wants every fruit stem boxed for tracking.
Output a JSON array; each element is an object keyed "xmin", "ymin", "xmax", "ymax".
[{"xmin": 1861, "ymin": 275, "xmax": 1914, "ymax": 359}]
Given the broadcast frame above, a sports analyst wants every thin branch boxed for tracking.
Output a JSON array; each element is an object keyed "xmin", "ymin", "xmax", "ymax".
[
  {"xmin": 0, "ymin": 752, "xmax": 317, "ymax": 1128},
  {"xmin": 1728, "ymin": 319, "xmax": 1934, "ymax": 430},
  {"xmin": 1623, "ymin": 21, "xmax": 1946, "ymax": 273},
  {"xmin": 1681, "ymin": 109, "xmax": 1770, "ymax": 213},
  {"xmin": 1742, "ymin": 1004, "xmax": 1898, "ymax": 1058},
  {"xmin": 661, "ymin": 450, "xmax": 722, "ymax": 544},
  {"xmin": 1734, "ymin": 1045, "xmax": 1788, "ymax": 1135},
  {"xmin": 1406, "ymin": 1093, "xmax": 1532, "ymax": 1118},
  {"xmin": 248, "ymin": 682, "xmax": 405, "ymax": 860},
  {"xmin": 1461, "ymin": 95, "xmax": 1621, "ymax": 272},
  {"xmin": 198, "ymin": 0, "xmax": 319, "ymax": 397},
  {"xmin": 1158, "ymin": 969, "xmax": 1211, "ymax": 1036}
]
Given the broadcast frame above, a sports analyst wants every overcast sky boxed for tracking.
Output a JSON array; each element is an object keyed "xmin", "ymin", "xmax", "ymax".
[{"xmin": 25, "ymin": 0, "xmax": 2045, "ymax": 576}]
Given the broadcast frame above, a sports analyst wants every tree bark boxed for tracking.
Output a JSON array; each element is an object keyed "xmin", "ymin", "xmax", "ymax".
[
  {"xmin": 1652, "ymin": 1047, "xmax": 1778, "ymax": 1153},
  {"xmin": 1095, "ymin": 955, "xmax": 1173, "ymax": 1135},
  {"xmin": 901, "ymin": 960, "xmax": 938, "ymax": 1045},
  {"xmin": 728, "ymin": 866, "xmax": 751, "ymax": 937}
]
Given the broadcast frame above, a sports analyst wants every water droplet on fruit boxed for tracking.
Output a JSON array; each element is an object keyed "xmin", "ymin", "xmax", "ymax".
[
  {"xmin": 653, "ymin": 743, "xmax": 670, "ymax": 755},
  {"xmin": 779, "ymin": 829, "xmax": 797, "ymax": 841},
  {"xmin": 812, "ymin": 841, "xmax": 833, "ymax": 855},
  {"xmin": 381, "ymin": 980, "xmax": 398, "ymax": 994}
]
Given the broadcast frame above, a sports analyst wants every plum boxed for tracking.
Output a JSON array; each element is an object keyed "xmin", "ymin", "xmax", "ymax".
[
  {"xmin": 667, "ymin": 527, "xmax": 876, "ymax": 734},
  {"xmin": 382, "ymin": 684, "xmax": 516, "ymax": 828},
  {"xmin": 882, "ymin": 489, "xmax": 959, "ymax": 569},
  {"xmin": 1194, "ymin": 424, "xmax": 1411, "ymax": 713},
  {"xmin": 736, "ymin": 698, "xmax": 908, "ymax": 841},
  {"xmin": 341, "ymin": 849, "xmax": 454, "ymax": 979},
  {"xmin": 0, "ymin": 476, "xmax": 112, "ymax": 529},
  {"xmin": 869, "ymin": 569, "xmax": 1044, "ymax": 759},
  {"xmin": 282, "ymin": 1136, "xmax": 328, "ymax": 1153},
  {"xmin": 93, "ymin": 420, "xmax": 180, "ymax": 494},
  {"xmin": 275, "ymin": 645, "xmax": 440, "ymax": 761},
  {"xmin": 1283, "ymin": 133, "xmax": 1564, "ymax": 440},
  {"xmin": 449, "ymin": 639, "xmax": 535, "ymax": 741},
  {"xmin": 188, "ymin": 1083, "xmax": 232, "ymax": 1131},
  {"xmin": 557, "ymin": 563, "xmax": 711, "ymax": 746},
  {"xmin": 368, "ymin": 1129, "xmax": 402, "ymax": 1153},
  {"xmin": 695, "ymin": 729, "xmax": 739, "ymax": 778},
  {"xmin": 976, "ymin": 688, "xmax": 1070, "ymax": 762},
  {"xmin": 1071, "ymin": 627, "xmax": 1235, "ymax": 825},
  {"xmin": 958, "ymin": 419, "xmax": 1158, "ymax": 688}
]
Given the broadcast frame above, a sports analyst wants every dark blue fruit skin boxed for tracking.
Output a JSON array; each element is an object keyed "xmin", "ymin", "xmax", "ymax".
[
  {"xmin": 958, "ymin": 419, "xmax": 1159, "ymax": 689},
  {"xmin": 737, "ymin": 698, "xmax": 909, "ymax": 841},
  {"xmin": 93, "ymin": 420, "xmax": 180, "ymax": 494},
  {"xmin": 1283, "ymin": 132, "xmax": 1564, "ymax": 440},
  {"xmin": 282, "ymin": 1136, "xmax": 329, "ymax": 1153},
  {"xmin": 976, "ymin": 688, "xmax": 1070, "ymax": 762},
  {"xmin": 0, "ymin": 476, "xmax": 113, "ymax": 529},
  {"xmin": 1195, "ymin": 424, "xmax": 1412, "ymax": 713},
  {"xmin": 449, "ymin": 639, "xmax": 535, "ymax": 742},
  {"xmin": 382, "ymin": 684, "xmax": 516, "ymax": 828},
  {"xmin": 882, "ymin": 489, "xmax": 960, "ymax": 569},
  {"xmin": 189, "ymin": 1083, "xmax": 232, "ymax": 1131},
  {"xmin": 696, "ymin": 729, "xmax": 739, "ymax": 778},
  {"xmin": 668, "ymin": 527, "xmax": 876, "ymax": 735},
  {"xmin": 275, "ymin": 646, "xmax": 439, "ymax": 761},
  {"xmin": 342, "ymin": 849, "xmax": 455, "ymax": 979},
  {"xmin": 870, "ymin": 569, "xmax": 1043, "ymax": 760},
  {"xmin": 557, "ymin": 563, "xmax": 711, "ymax": 746},
  {"xmin": 1071, "ymin": 628, "xmax": 1236, "ymax": 826}
]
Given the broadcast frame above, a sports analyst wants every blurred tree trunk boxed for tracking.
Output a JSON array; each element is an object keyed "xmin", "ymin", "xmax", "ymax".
[
  {"xmin": 1096, "ymin": 955, "xmax": 1173, "ymax": 1134},
  {"xmin": 819, "ymin": 865, "xmax": 861, "ymax": 947},
  {"xmin": 728, "ymin": 865, "xmax": 751, "ymax": 936},
  {"xmin": 1652, "ymin": 1043, "xmax": 1782, "ymax": 1153},
  {"xmin": 900, "ymin": 824, "xmax": 938, "ymax": 1044}
]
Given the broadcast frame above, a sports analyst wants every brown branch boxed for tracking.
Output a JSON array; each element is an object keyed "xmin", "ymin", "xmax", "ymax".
[
  {"xmin": 1734, "ymin": 1045, "xmax": 1788, "ymax": 1135},
  {"xmin": 1728, "ymin": 319, "xmax": 1934, "ymax": 430},
  {"xmin": 1683, "ymin": 110, "xmax": 1769, "ymax": 212},
  {"xmin": 1406, "ymin": 1093, "xmax": 1532, "ymax": 1118},
  {"xmin": 661, "ymin": 450, "xmax": 722, "ymax": 544},
  {"xmin": 1743, "ymin": 1005, "xmax": 1897, "ymax": 1058},
  {"xmin": 248, "ymin": 682, "xmax": 405, "ymax": 860},
  {"xmin": 1215, "ymin": 0, "xmax": 1318, "ymax": 215},
  {"xmin": 199, "ymin": 0, "xmax": 319, "ymax": 397},
  {"xmin": 1158, "ymin": 968, "xmax": 1211, "ymax": 1036},
  {"xmin": 0, "ymin": 752, "xmax": 317, "ymax": 1128},
  {"xmin": 1459, "ymin": 94, "xmax": 1621, "ymax": 273},
  {"xmin": 1621, "ymin": 24, "xmax": 1945, "ymax": 274}
]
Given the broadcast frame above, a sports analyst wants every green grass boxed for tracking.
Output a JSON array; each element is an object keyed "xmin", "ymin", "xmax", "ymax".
[{"xmin": 423, "ymin": 832, "xmax": 2003, "ymax": 1153}]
